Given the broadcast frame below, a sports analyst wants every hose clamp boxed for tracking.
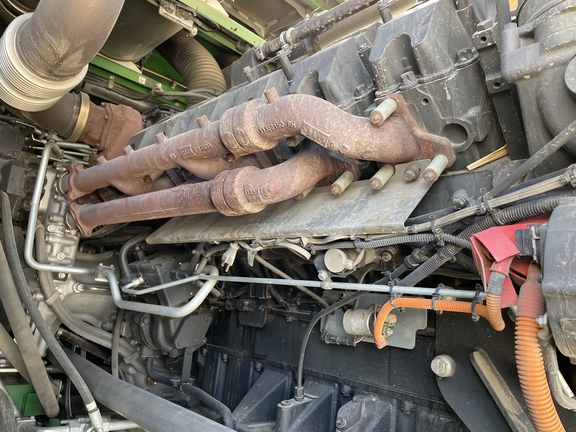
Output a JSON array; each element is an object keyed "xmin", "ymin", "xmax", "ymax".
[
  {"xmin": 431, "ymin": 283, "xmax": 444, "ymax": 312},
  {"xmin": 388, "ymin": 281, "xmax": 397, "ymax": 307},
  {"xmin": 67, "ymin": 92, "xmax": 91, "ymax": 143},
  {"xmin": 470, "ymin": 284, "xmax": 482, "ymax": 322}
]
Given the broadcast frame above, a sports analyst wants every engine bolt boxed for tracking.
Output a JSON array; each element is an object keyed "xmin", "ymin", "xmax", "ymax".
[
  {"xmin": 336, "ymin": 418, "xmax": 347, "ymax": 429},
  {"xmin": 370, "ymin": 164, "xmax": 394, "ymax": 190},
  {"xmin": 370, "ymin": 98, "xmax": 397, "ymax": 126},
  {"xmin": 331, "ymin": 171, "xmax": 354, "ymax": 195},
  {"xmin": 404, "ymin": 165, "xmax": 421, "ymax": 181},
  {"xmin": 423, "ymin": 155, "xmax": 449, "ymax": 182},
  {"xmin": 431, "ymin": 355, "xmax": 456, "ymax": 378},
  {"xmin": 381, "ymin": 250, "xmax": 394, "ymax": 262}
]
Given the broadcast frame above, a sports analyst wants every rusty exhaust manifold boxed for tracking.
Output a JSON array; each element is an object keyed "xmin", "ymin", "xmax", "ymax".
[
  {"xmin": 69, "ymin": 143, "xmax": 358, "ymax": 236},
  {"xmin": 64, "ymin": 89, "xmax": 454, "ymax": 200}
]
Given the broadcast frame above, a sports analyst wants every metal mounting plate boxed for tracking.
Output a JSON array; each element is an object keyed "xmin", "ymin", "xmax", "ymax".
[{"xmin": 147, "ymin": 160, "xmax": 433, "ymax": 244}]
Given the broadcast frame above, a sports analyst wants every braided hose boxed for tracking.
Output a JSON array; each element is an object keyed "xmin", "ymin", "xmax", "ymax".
[
  {"xmin": 354, "ymin": 233, "xmax": 471, "ymax": 249},
  {"xmin": 373, "ymin": 298, "xmax": 491, "ymax": 349},
  {"xmin": 516, "ymin": 264, "xmax": 565, "ymax": 432},
  {"xmin": 400, "ymin": 194, "xmax": 566, "ymax": 287}
]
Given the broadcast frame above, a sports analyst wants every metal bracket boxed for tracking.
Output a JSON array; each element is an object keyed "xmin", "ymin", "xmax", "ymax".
[
  {"xmin": 95, "ymin": 263, "xmax": 115, "ymax": 282},
  {"xmin": 159, "ymin": 0, "xmax": 198, "ymax": 36},
  {"xmin": 560, "ymin": 164, "xmax": 576, "ymax": 188}
]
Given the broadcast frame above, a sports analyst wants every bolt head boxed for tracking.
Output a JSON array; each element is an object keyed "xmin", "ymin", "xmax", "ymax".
[{"xmin": 431, "ymin": 355, "xmax": 456, "ymax": 378}]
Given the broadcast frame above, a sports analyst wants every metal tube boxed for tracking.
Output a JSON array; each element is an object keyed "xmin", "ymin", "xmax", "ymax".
[
  {"xmin": 120, "ymin": 272, "xmax": 486, "ymax": 300},
  {"xmin": 258, "ymin": 0, "xmax": 382, "ymax": 58},
  {"xmin": 487, "ymin": 120, "xmax": 576, "ymax": 199},
  {"xmin": 106, "ymin": 266, "xmax": 219, "ymax": 318},
  {"xmin": 24, "ymin": 141, "xmax": 93, "ymax": 275}
]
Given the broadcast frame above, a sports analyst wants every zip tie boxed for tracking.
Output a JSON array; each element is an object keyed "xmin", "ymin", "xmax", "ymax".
[
  {"xmin": 431, "ymin": 283, "xmax": 444, "ymax": 313},
  {"xmin": 430, "ymin": 220, "xmax": 445, "ymax": 247},
  {"xmin": 388, "ymin": 281, "xmax": 397, "ymax": 307}
]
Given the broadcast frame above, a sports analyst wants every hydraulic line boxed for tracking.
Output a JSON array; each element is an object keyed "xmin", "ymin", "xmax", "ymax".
[
  {"xmin": 1, "ymin": 192, "xmax": 105, "ymax": 431},
  {"xmin": 111, "ymin": 308, "xmax": 124, "ymax": 380},
  {"xmin": 487, "ymin": 120, "xmax": 576, "ymax": 199},
  {"xmin": 400, "ymin": 193, "xmax": 569, "ymax": 288},
  {"xmin": 105, "ymin": 266, "xmax": 219, "ymax": 318},
  {"xmin": 253, "ymin": 254, "xmax": 330, "ymax": 308},
  {"xmin": 408, "ymin": 172, "xmax": 571, "ymax": 234},
  {"xmin": 354, "ymin": 233, "xmax": 471, "ymax": 249},
  {"xmin": 373, "ymin": 298, "xmax": 491, "ymax": 348},
  {"xmin": 257, "ymin": 0, "xmax": 382, "ymax": 58},
  {"xmin": 515, "ymin": 264, "xmax": 564, "ymax": 432},
  {"xmin": 181, "ymin": 385, "xmax": 235, "ymax": 429},
  {"xmin": 66, "ymin": 350, "xmax": 234, "ymax": 432},
  {"xmin": 485, "ymin": 257, "xmax": 514, "ymax": 333},
  {"xmin": 144, "ymin": 358, "xmax": 235, "ymax": 428},
  {"xmin": 539, "ymin": 326, "xmax": 576, "ymax": 411},
  {"xmin": 295, "ymin": 290, "xmax": 366, "ymax": 400},
  {"xmin": 118, "ymin": 230, "xmax": 149, "ymax": 278}
]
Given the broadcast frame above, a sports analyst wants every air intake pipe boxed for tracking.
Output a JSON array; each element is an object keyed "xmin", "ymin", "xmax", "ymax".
[
  {"xmin": 157, "ymin": 31, "xmax": 227, "ymax": 107},
  {"xmin": 0, "ymin": 0, "xmax": 124, "ymax": 111},
  {"xmin": 65, "ymin": 89, "xmax": 455, "ymax": 200}
]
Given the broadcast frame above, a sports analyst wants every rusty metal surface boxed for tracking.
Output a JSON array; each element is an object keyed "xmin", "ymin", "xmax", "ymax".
[
  {"xmin": 78, "ymin": 101, "xmax": 143, "ymax": 164},
  {"xmin": 66, "ymin": 89, "xmax": 454, "ymax": 200},
  {"xmin": 146, "ymin": 160, "xmax": 433, "ymax": 244},
  {"xmin": 69, "ymin": 143, "xmax": 357, "ymax": 236}
]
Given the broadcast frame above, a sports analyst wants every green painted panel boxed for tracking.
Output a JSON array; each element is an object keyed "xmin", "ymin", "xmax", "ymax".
[{"xmin": 5, "ymin": 382, "xmax": 41, "ymax": 417}]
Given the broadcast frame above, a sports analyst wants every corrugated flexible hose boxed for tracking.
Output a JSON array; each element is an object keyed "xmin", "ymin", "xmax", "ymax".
[
  {"xmin": 516, "ymin": 263, "xmax": 565, "ymax": 432},
  {"xmin": 157, "ymin": 31, "xmax": 226, "ymax": 107},
  {"xmin": 373, "ymin": 298, "xmax": 491, "ymax": 349}
]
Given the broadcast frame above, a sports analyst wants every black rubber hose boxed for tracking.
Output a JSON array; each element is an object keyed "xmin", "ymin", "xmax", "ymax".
[
  {"xmin": 259, "ymin": 0, "xmax": 381, "ymax": 58},
  {"xmin": 487, "ymin": 119, "xmax": 576, "ymax": 199},
  {"xmin": 1, "ymin": 191, "xmax": 103, "ymax": 423},
  {"xmin": 16, "ymin": 0, "xmax": 125, "ymax": 80},
  {"xmin": 0, "ymin": 322, "xmax": 31, "ymax": 383},
  {"xmin": 57, "ymin": 328, "xmax": 110, "ymax": 362},
  {"xmin": 400, "ymin": 193, "xmax": 568, "ymax": 287},
  {"xmin": 111, "ymin": 308, "xmax": 124, "ymax": 380},
  {"xmin": 118, "ymin": 231, "xmax": 149, "ymax": 278},
  {"xmin": 0, "ymin": 242, "xmax": 59, "ymax": 416},
  {"xmin": 67, "ymin": 350, "xmax": 234, "ymax": 432},
  {"xmin": 253, "ymin": 255, "xmax": 330, "ymax": 308},
  {"xmin": 145, "ymin": 358, "xmax": 234, "ymax": 428},
  {"xmin": 295, "ymin": 290, "xmax": 366, "ymax": 398},
  {"xmin": 194, "ymin": 244, "xmax": 232, "ymax": 275},
  {"xmin": 157, "ymin": 31, "xmax": 226, "ymax": 107},
  {"xmin": 354, "ymin": 233, "xmax": 471, "ymax": 249},
  {"xmin": 145, "ymin": 357, "xmax": 174, "ymax": 387},
  {"xmin": 182, "ymin": 385, "xmax": 235, "ymax": 429}
]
